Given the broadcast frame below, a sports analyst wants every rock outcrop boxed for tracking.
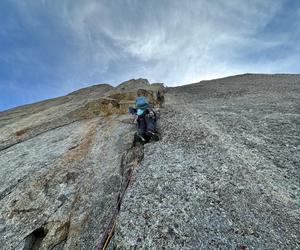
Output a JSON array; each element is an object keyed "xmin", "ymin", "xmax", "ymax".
[{"xmin": 0, "ymin": 74, "xmax": 299, "ymax": 249}]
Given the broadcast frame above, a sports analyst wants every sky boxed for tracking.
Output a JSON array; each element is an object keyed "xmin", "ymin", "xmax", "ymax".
[{"xmin": 0, "ymin": 0, "xmax": 299, "ymax": 111}]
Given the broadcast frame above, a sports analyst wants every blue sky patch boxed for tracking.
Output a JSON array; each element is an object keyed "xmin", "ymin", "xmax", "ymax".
[{"xmin": 0, "ymin": 0, "xmax": 299, "ymax": 110}]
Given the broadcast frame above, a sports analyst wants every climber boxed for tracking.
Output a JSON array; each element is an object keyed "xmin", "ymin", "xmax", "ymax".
[{"xmin": 128, "ymin": 96, "xmax": 159, "ymax": 143}]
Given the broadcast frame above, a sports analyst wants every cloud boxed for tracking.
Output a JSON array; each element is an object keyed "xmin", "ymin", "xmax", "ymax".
[{"xmin": 0, "ymin": 0, "xmax": 299, "ymax": 110}]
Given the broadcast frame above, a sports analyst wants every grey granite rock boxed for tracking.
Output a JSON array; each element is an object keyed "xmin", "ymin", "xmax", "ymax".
[
  {"xmin": 112, "ymin": 74, "xmax": 300, "ymax": 249},
  {"xmin": 1, "ymin": 74, "xmax": 299, "ymax": 250},
  {"xmin": 0, "ymin": 79, "xmax": 162, "ymax": 250}
]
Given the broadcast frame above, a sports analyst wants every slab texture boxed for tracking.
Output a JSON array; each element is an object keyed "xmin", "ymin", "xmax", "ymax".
[
  {"xmin": 0, "ymin": 79, "xmax": 162, "ymax": 249},
  {"xmin": 112, "ymin": 74, "xmax": 300, "ymax": 249},
  {"xmin": 0, "ymin": 74, "xmax": 299, "ymax": 249}
]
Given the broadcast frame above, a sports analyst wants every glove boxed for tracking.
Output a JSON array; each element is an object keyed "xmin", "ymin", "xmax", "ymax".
[
  {"xmin": 147, "ymin": 110, "xmax": 155, "ymax": 118},
  {"xmin": 128, "ymin": 107, "xmax": 136, "ymax": 115}
]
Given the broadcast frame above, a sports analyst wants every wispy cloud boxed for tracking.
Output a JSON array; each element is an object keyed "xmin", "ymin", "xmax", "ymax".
[{"xmin": 0, "ymin": 0, "xmax": 299, "ymax": 110}]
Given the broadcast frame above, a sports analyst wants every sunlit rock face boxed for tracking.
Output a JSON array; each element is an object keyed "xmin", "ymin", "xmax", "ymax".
[
  {"xmin": 0, "ymin": 79, "xmax": 163, "ymax": 249},
  {"xmin": 1, "ymin": 74, "xmax": 299, "ymax": 249}
]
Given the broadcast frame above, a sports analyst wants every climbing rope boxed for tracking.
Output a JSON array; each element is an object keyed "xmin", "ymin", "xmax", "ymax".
[{"xmin": 96, "ymin": 167, "xmax": 133, "ymax": 250}]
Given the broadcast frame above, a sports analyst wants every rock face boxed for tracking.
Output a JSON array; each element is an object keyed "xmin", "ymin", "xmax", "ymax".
[
  {"xmin": 0, "ymin": 79, "xmax": 163, "ymax": 249},
  {"xmin": 1, "ymin": 74, "xmax": 299, "ymax": 249},
  {"xmin": 112, "ymin": 74, "xmax": 300, "ymax": 249}
]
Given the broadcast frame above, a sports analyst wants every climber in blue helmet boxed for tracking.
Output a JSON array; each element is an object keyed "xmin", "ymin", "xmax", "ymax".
[{"xmin": 128, "ymin": 96, "xmax": 159, "ymax": 143}]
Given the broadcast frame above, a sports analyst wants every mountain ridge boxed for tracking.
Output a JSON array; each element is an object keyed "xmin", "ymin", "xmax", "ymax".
[{"xmin": 2, "ymin": 73, "xmax": 299, "ymax": 113}]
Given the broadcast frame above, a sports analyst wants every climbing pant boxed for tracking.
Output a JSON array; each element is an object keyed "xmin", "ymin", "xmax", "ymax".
[{"xmin": 137, "ymin": 112, "xmax": 156, "ymax": 136}]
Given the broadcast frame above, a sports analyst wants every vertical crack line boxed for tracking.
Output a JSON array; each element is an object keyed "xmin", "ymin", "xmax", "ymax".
[
  {"xmin": 96, "ymin": 89, "xmax": 164, "ymax": 249},
  {"xmin": 96, "ymin": 140, "xmax": 144, "ymax": 250}
]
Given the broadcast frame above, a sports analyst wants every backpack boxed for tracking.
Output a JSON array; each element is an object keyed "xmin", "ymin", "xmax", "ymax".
[{"xmin": 135, "ymin": 96, "xmax": 149, "ymax": 109}]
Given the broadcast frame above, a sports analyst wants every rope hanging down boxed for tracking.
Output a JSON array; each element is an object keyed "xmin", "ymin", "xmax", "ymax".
[{"xmin": 96, "ymin": 166, "xmax": 134, "ymax": 250}]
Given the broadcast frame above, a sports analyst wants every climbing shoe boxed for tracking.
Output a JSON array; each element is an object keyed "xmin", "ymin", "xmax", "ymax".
[
  {"xmin": 139, "ymin": 135, "xmax": 147, "ymax": 142},
  {"xmin": 147, "ymin": 131, "xmax": 160, "ymax": 141}
]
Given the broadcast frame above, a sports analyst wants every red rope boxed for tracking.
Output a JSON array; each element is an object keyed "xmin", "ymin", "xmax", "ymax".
[{"xmin": 96, "ymin": 168, "xmax": 133, "ymax": 250}]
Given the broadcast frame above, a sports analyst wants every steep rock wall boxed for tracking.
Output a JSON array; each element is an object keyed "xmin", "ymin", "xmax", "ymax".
[
  {"xmin": 0, "ymin": 79, "xmax": 163, "ymax": 249},
  {"xmin": 112, "ymin": 74, "xmax": 300, "ymax": 249},
  {"xmin": 1, "ymin": 74, "xmax": 299, "ymax": 249}
]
